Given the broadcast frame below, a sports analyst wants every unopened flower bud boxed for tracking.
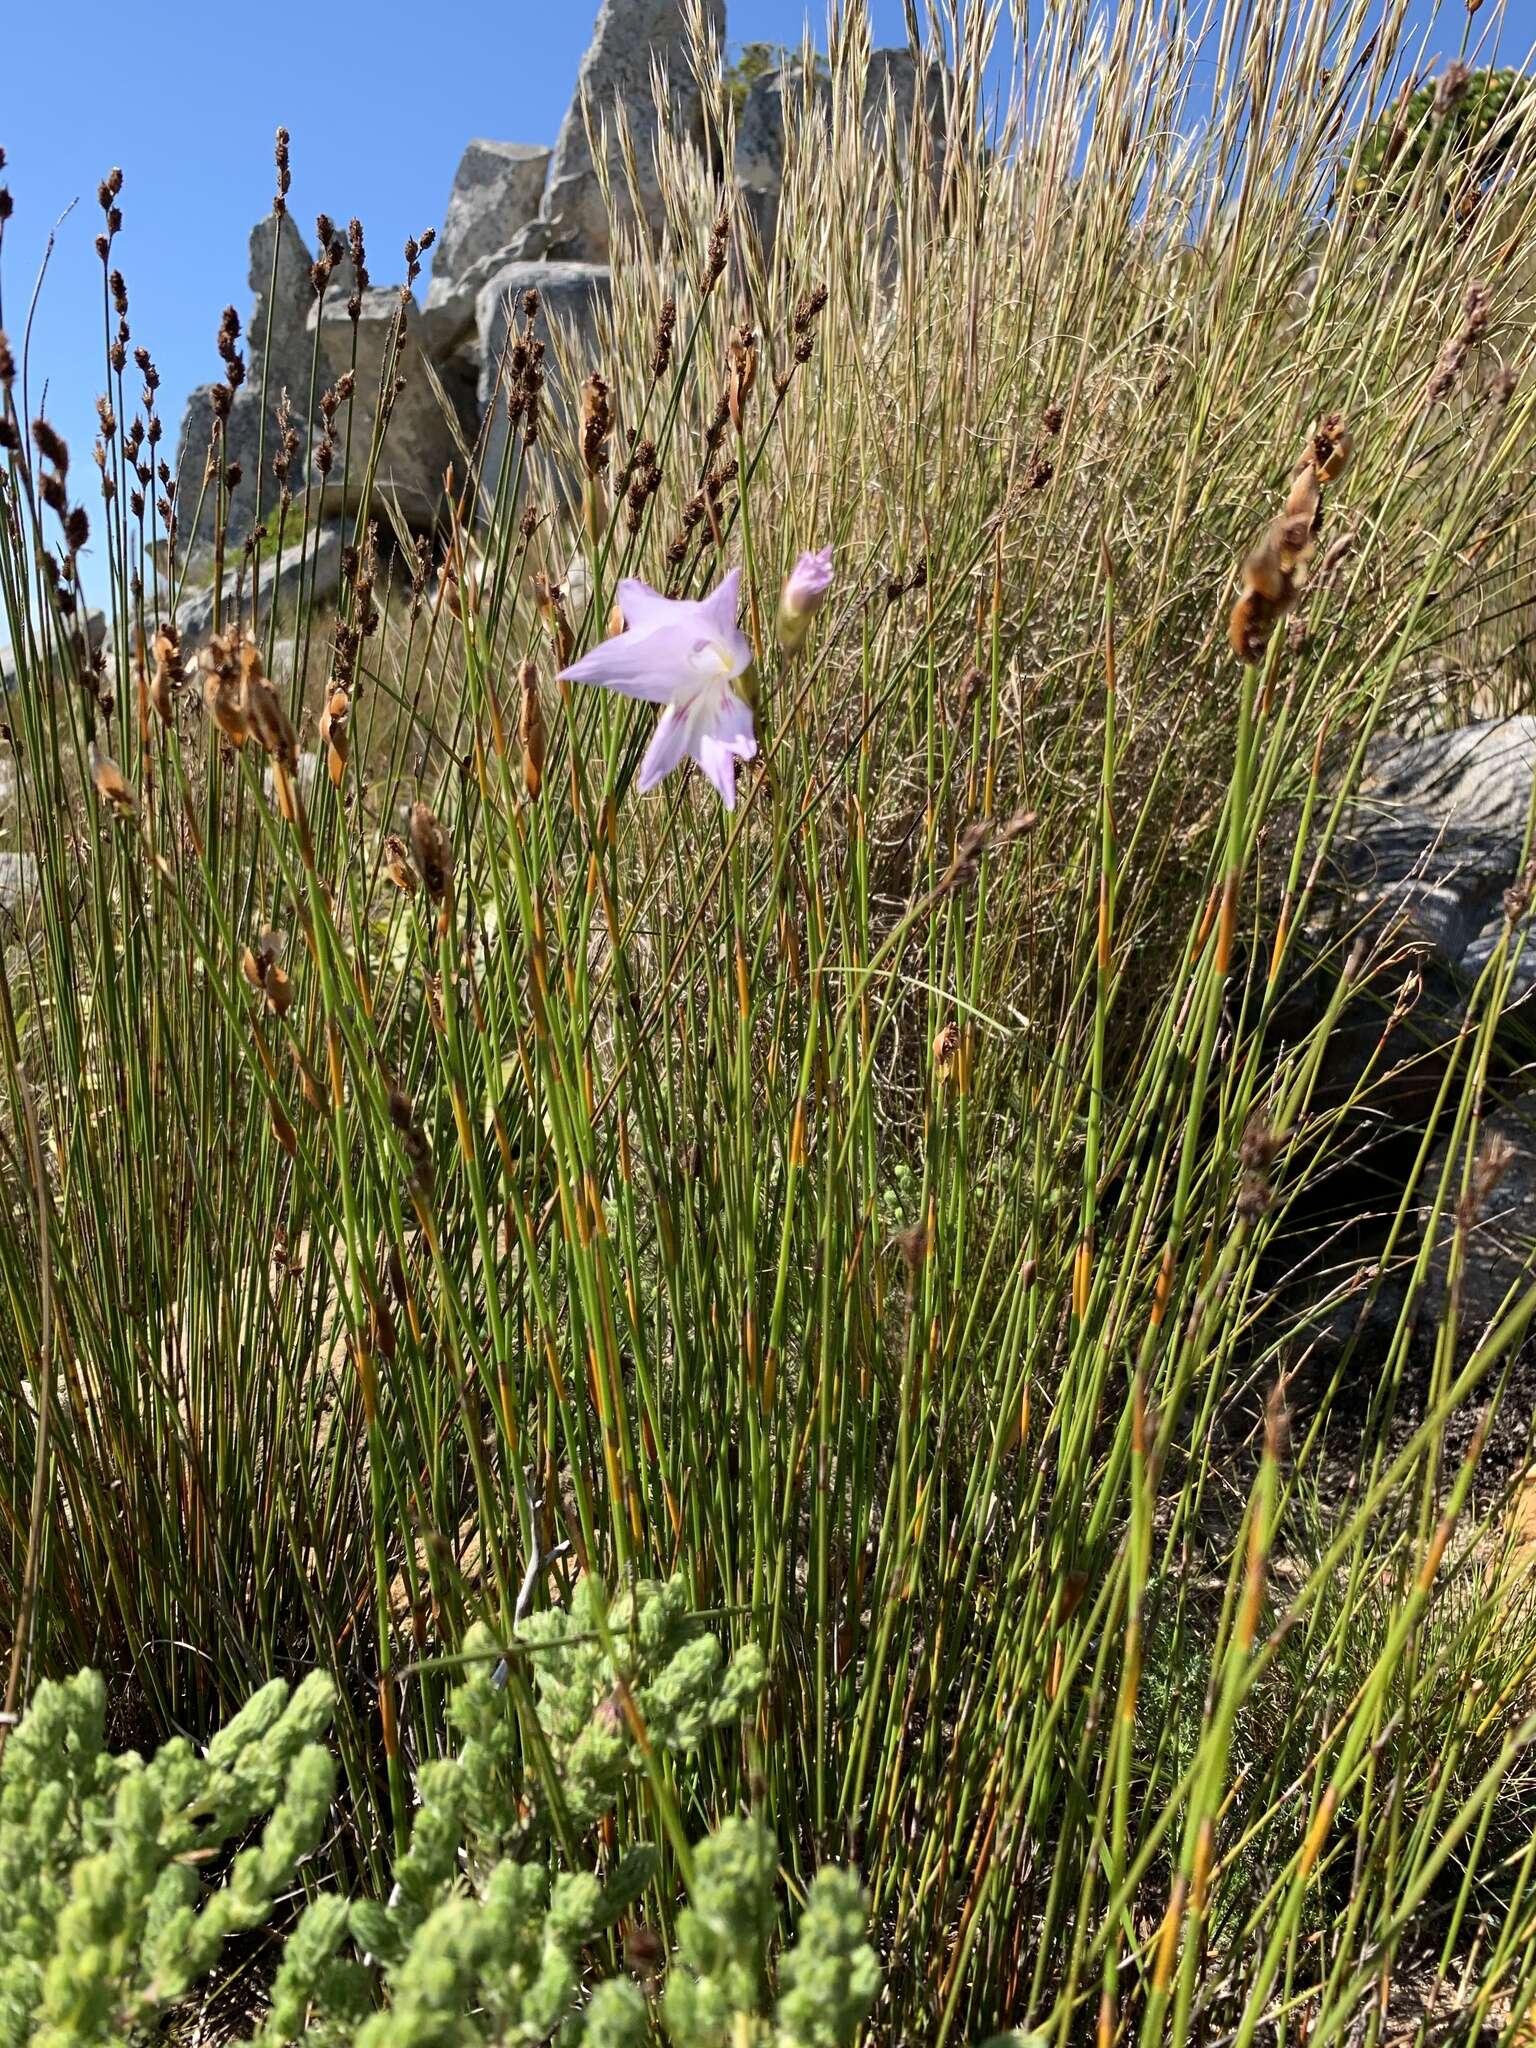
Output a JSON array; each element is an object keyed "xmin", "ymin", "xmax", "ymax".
[{"xmin": 776, "ymin": 546, "xmax": 834, "ymax": 656}]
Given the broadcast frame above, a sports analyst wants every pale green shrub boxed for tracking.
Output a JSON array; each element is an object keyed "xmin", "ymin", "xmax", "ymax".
[{"xmin": 0, "ymin": 1579, "xmax": 883, "ymax": 2047}]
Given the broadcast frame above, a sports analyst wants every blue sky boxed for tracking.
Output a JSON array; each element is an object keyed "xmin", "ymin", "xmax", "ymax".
[{"xmin": 2, "ymin": 0, "xmax": 1533, "ymax": 609}]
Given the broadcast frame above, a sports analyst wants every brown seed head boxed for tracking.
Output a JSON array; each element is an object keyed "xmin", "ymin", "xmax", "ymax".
[
  {"xmin": 243, "ymin": 932, "xmax": 294, "ymax": 1015},
  {"xmin": 652, "ymin": 297, "xmax": 677, "ymax": 379},
  {"xmin": 202, "ymin": 633, "xmax": 248, "ymax": 748},
  {"xmin": 32, "ymin": 418, "xmax": 68, "ymax": 474},
  {"xmin": 1472, "ymin": 1129, "xmax": 1518, "ymax": 1209},
  {"xmin": 791, "ymin": 283, "xmax": 828, "ymax": 336},
  {"xmin": 384, "ymin": 833, "xmax": 417, "ymax": 894},
  {"xmin": 1229, "ymin": 589, "xmax": 1278, "ymax": 663},
  {"xmin": 1229, "ymin": 414, "xmax": 1350, "ymax": 660},
  {"xmin": 624, "ymin": 1921, "xmax": 665, "ymax": 1988},
  {"xmin": 319, "ymin": 685, "xmax": 350, "ymax": 786},
  {"xmin": 388, "ymin": 1088, "xmax": 434, "ymax": 1195},
  {"xmin": 951, "ymin": 665, "xmax": 987, "ymax": 724},
  {"xmin": 1235, "ymin": 1173, "xmax": 1274, "ymax": 1224},
  {"xmin": 932, "ymin": 1021, "xmax": 961, "ymax": 1083},
  {"xmin": 532, "ymin": 571, "xmax": 574, "ymax": 667},
  {"xmin": 1239, "ymin": 1117, "xmax": 1287, "ymax": 1175},
  {"xmin": 580, "ymin": 371, "xmax": 612, "ymax": 479},
  {"xmin": 702, "ymin": 207, "xmax": 729, "ymax": 290},
  {"xmin": 892, "ymin": 1221, "xmax": 932, "ymax": 1274},
  {"xmin": 149, "ymin": 623, "xmax": 182, "ymax": 725},
  {"xmin": 518, "ymin": 658, "xmax": 545, "ymax": 800},
  {"xmin": 409, "ymin": 802, "xmax": 452, "ymax": 902},
  {"xmin": 727, "ymin": 325, "xmax": 758, "ymax": 432},
  {"xmin": 1308, "ymin": 412, "xmax": 1352, "ymax": 485},
  {"xmin": 239, "ymin": 639, "xmax": 298, "ymax": 771},
  {"xmin": 90, "ymin": 745, "xmax": 136, "ymax": 819},
  {"xmin": 1434, "ymin": 61, "xmax": 1472, "ymax": 119}
]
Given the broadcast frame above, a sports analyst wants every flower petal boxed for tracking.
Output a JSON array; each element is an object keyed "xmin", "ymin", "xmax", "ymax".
[
  {"xmin": 615, "ymin": 578, "xmax": 678, "ymax": 635},
  {"xmin": 691, "ymin": 688, "xmax": 757, "ymax": 810},
  {"xmin": 702, "ymin": 568, "xmax": 745, "ymax": 643},
  {"xmin": 636, "ymin": 705, "xmax": 691, "ymax": 793},
  {"xmin": 694, "ymin": 733, "xmax": 742, "ymax": 808},
  {"xmin": 559, "ymin": 632, "xmax": 684, "ymax": 704},
  {"xmin": 703, "ymin": 688, "xmax": 757, "ymax": 755},
  {"xmin": 784, "ymin": 547, "xmax": 834, "ymax": 612}
]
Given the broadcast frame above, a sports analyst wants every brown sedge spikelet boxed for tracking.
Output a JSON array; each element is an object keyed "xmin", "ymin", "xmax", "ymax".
[
  {"xmin": 932, "ymin": 1022, "xmax": 962, "ymax": 1086},
  {"xmin": 388, "ymin": 1087, "xmax": 435, "ymax": 1199},
  {"xmin": 1425, "ymin": 284, "xmax": 1492, "ymax": 406},
  {"xmin": 409, "ymin": 801, "xmax": 453, "ymax": 906},
  {"xmin": 202, "ymin": 633, "xmax": 248, "ymax": 748},
  {"xmin": 579, "ymin": 372, "xmax": 612, "ymax": 479},
  {"xmin": 442, "ymin": 549, "xmax": 480, "ymax": 623},
  {"xmin": 519, "ymin": 658, "xmax": 545, "ymax": 800},
  {"xmin": 242, "ymin": 931, "xmax": 294, "ymax": 1017},
  {"xmin": 652, "ymin": 298, "xmax": 677, "ymax": 379},
  {"xmin": 1235, "ymin": 1115, "xmax": 1288, "ymax": 1223},
  {"xmin": 239, "ymin": 637, "xmax": 299, "ymax": 773},
  {"xmin": 90, "ymin": 745, "xmax": 136, "ymax": 819},
  {"xmin": 149, "ymin": 622, "xmax": 183, "ymax": 726},
  {"xmin": 319, "ymin": 684, "xmax": 350, "ymax": 786},
  {"xmin": 1469, "ymin": 1129, "xmax": 1517, "ymax": 1217},
  {"xmin": 727, "ymin": 326, "xmax": 758, "ymax": 432},
  {"xmin": 623, "ymin": 438, "xmax": 662, "ymax": 534},
  {"xmin": 701, "ymin": 207, "xmax": 730, "ymax": 291},
  {"xmin": 580, "ymin": 373, "xmax": 613, "ymax": 544},
  {"xmin": 384, "ymin": 833, "xmax": 417, "ymax": 894},
  {"xmin": 532, "ymin": 571, "xmax": 574, "ymax": 668},
  {"xmin": 1228, "ymin": 414, "xmax": 1352, "ymax": 663}
]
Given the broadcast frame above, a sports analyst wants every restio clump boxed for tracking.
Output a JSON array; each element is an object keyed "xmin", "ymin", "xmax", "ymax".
[{"xmin": 0, "ymin": 1577, "xmax": 892, "ymax": 2048}]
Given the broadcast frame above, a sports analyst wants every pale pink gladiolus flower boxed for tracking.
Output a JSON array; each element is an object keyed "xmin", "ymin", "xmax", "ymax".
[
  {"xmin": 776, "ymin": 546, "xmax": 834, "ymax": 654},
  {"xmin": 559, "ymin": 569, "xmax": 757, "ymax": 809}
]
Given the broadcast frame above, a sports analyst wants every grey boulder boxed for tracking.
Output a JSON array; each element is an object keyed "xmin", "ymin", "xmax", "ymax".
[
  {"xmin": 308, "ymin": 287, "xmax": 458, "ymax": 532},
  {"xmin": 1362, "ymin": 717, "xmax": 1536, "ymax": 841},
  {"xmin": 734, "ymin": 48, "xmax": 945, "ymax": 253},
  {"xmin": 734, "ymin": 61, "xmax": 831, "ymax": 251},
  {"xmin": 0, "ymin": 852, "xmax": 38, "ymax": 926},
  {"xmin": 1344, "ymin": 717, "xmax": 1536, "ymax": 998},
  {"xmin": 422, "ymin": 141, "xmax": 553, "ymax": 357},
  {"xmin": 517, "ymin": 0, "xmax": 724, "ymax": 262},
  {"xmin": 173, "ymin": 212, "xmax": 320, "ymax": 561},
  {"xmin": 2, "ymin": 607, "xmax": 108, "ymax": 694},
  {"xmin": 1420, "ymin": 1105, "xmax": 1536, "ymax": 1355},
  {"xmin": 862, "ymin": 48, "xmax": 947, "ymax": 155},
  {"xmin": 1270, "ymin": 721, "xmax": 1536, "ymax": 1395},
  {"xmin": 174, "ymin": 525, "xmax": 344, "ymax": 649},
  {"xmin": 474, "ymin": 261, "xmax": 611, "ymax": 492},
  {"xmin": 248, "ymin": 208, "xmax": 320, "ymax": 409},
  {"xmin": 1277, "ymin": 717, "xmax": 1536, "ymax": 1141}
]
